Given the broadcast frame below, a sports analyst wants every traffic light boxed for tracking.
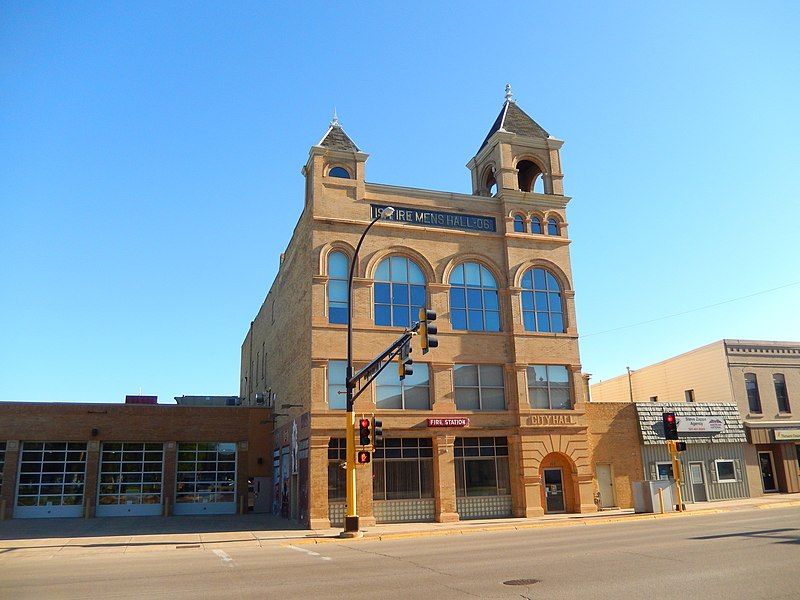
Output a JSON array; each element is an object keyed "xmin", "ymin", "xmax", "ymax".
[
  {"xmin": 675, "ymin": 441, "xmax": 687, "ymax": 452},
  {"xmin": 663, "ymin": 412, "xmax": 679, "ymax": 441},
  {"xmin": 358, "ymin": 417, "xmax": 371, "ymax": 446},
  {"xmin": 357, "ymin": 450, "xmax": 371, "ymax": 464},
  {"xmin": 419, "ymin": 309, "xmax": 438, "ymax": 354},
  {"xmin": 398, "ymin": 340, "xmax": 413, "ymax": 380},
  {"xmin": 372, "ymin": 417, "xmax": 383, "ymax": 444}
]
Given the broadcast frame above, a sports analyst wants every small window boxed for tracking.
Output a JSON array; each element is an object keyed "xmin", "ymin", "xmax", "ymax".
[
  {"xmin": 327, "ymin": 361, "xmax": 347, "ymax": 410},
  {"xmin": 745, "ymin": 373, "xmax": 762, "ymax": 413},
  {"xmin": 656, "ymin": 462, "xmax": 673, "ymax": 481},
  {"xmin": 531, "ymin": 217, "xmax": 543, "ymax": 234},
  {"xmin": 650, "ymin": 396, "xmax": 658, "ymax": 402},
  {"xmin": 685, "ymin": 389, "xmax": 695, "ymax": 403},
  {"xmin": 547, "ymin": 217, "xmax": 560, "ymax": 236},
  {"xmin": 513, "ymin": 215, "xmax": 525, "ymax": 233},
  {"xmin": 715, "ymin": 460, "xmax": 737, "ymax": 483},
  {"xmin": 328, "ymin": 166, "xmax": 351, "ymax": 179},
  {"xmin": 454, "ymin": 365, "xmax": 506, "ymax": 411},
  {"xmin": 774, "ymin": 374, "xmax": 791, "ymax": 413}
]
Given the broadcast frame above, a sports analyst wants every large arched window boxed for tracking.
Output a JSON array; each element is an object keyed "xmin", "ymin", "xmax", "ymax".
[
  {"xmin": 513, "ymin": 215, "xmax": 525, "ymax": 233},
  {"xmin": 327, "ymin": 251, "xmax": 349, "ymax": 324},
  {"xmin": 521, "ymin": 268, "xmax": 565, "ymax": 333},
  {"xmin": 374, "ymin": 256, "xmax": 426, "ymax": 328},
  {"xmin": 450, "ymin": 262, "xmax": 500, "ymax": 332}
]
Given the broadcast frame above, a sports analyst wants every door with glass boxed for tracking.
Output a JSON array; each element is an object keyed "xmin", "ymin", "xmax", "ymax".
[
  {"xmin": 689, "ymin": 462, "xmax": 707, "ymax": 502},
  {"xmin": 174, "ymin": 442, "xmax": 237, "ymax": 515},
  {"xmin": 96, "ymin": 443, "xmax": 164, "ymax": 516},
  {"xmin": 758, "ymin": 451, "xmax": 778, "ymax": 492},
  {"xmin": 543, "ymin": 468, "xmax": 565, "ymax": 513},
  {"xmin": 14, "ymin": 442, "xmax": 87, "ymax": 518}
]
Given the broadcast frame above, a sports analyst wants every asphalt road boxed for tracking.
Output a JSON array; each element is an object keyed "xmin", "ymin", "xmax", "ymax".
[{"xmin": 1, "ymin": 507, "xmax": 798, "ymax": 599}]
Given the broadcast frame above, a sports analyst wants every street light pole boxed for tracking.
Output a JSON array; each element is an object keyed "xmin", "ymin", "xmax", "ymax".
[{"xmin": 342, "ymin": 206, "xmax": 395, "ymax": 537}]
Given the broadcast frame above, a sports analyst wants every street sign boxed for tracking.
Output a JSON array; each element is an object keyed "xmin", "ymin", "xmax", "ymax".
[{"xmin": 427, "ymin": 417, "xmax": 470, "ymax": 428}]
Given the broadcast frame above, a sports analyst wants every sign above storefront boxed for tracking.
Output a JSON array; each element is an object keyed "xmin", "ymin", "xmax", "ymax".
[
  {"xmin": 774, "ymin": 429, "xmax": 800, "ymax": 441},
  {"xmin": 677, "ymin": 416, "xmax": 724, "ymax": 433},
  {"xmin": 427, "ymin": 417, "xmax": 470, "ymax": 428},
  {"xmin": 371, "ymin": 204, "xmax": 497, "ymax": 233}
]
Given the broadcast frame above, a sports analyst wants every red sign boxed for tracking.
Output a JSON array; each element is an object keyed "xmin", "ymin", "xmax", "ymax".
[{"xmin": 427, "ymin": 417, "xmax": 470, "ymax": 428}]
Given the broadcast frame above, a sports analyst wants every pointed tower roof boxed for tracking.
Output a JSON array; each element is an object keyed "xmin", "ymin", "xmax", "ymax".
[
  {"xmin": 478, "ymin": 84, "xmax": 549, "ymax": 152},
  {"xmin": 317, "ymin": 110, "xmax": 360, "ymax": 152}
]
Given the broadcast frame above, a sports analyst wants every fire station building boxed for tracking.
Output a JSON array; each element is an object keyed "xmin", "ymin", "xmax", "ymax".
[{"xmin": 241, "ymin": 88, "xmax": 601, "ymax": 528}]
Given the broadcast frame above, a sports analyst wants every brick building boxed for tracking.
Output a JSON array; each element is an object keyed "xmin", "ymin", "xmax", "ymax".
[{"xmin": 241, "ymin": 88, "xmax": 603, "ymax": 527}]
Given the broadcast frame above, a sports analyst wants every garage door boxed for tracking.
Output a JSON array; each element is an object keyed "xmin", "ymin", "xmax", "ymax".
[
  {"xmin": 14, "ymin": 442, "xmax": 87, "ymax": 518},
  {"xmin": 96, "ymin": 442, "xmax": 164, "ymax": 517},
  {"xmin": 174, "ymin": 442, "xmax": 237, "ymax": 515}
]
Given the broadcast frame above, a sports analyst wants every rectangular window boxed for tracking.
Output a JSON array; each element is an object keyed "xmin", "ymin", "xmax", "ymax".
[
  {"xmin": 745, "ymin": 373, "xmax": 762, "ymax": 413},
  {"xmin": 327, "ymin": 361, "xmax": 347, "ymax": 410},
  {"xmin": 373, "ymin": 438, "xmax": 433, "ymax": 500},
  {"xmin": 650, "ymin": 396, "xmax": 658, "ymax": 403},
  {"xmin": 656, "ymin": 462, "xmax": 673, "ymax": 481},
  {"xmin": 715, "ymin": 460, "xmax": 737, "ymax": 483},
  {"xmin": 376, "ymin": 363, "xmax": 430, "ymax": 409},
  {"xmin": 454, "ymin": 364, "xmax": 506, "ymax": 411},
  {"xmin": 684, "ymin": 389, "xmax": 695, "ymax": 403},
  {"xmin": 774, "ymin": 374, "xmax": 790, "ymax": 413},
  {"xmin": 327, "ymin": 439, "xmax": 347, "ymax": 502},
  {"xmin": 527, "ymin": 365, "xmax": 572, "ymax": 409},
  {"xmin": 454, "ymin": 437, "xmax": 510, "ymax": 497}
]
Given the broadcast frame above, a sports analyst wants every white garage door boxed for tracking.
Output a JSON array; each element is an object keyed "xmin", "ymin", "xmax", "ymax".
[
  {"xmin": 14, "ymin": 442, "xmax": 87, "ymax": 518},
  {"xmin": 96, "ymin": 442, "xmax": 164, "ymax": 517},
  {"xmin": 174, "ymin": 442, "xmax": 237, "ymax": 515}
]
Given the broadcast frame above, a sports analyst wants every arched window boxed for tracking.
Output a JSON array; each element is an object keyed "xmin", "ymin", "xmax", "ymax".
[
  {"xmin": 547, "ymin": 218, "xmax": 560, "ymax": 236},
  {"xmin": 327, "ymin": 251, "xmax": 349, "ymax": 324},
  {"xmin": 328, "ymin": 166, "xmax": 351, "ymax": 179},
  {"xmin": 450, "ymin": 262, "xmax": 500, "ymax": 332},
  {"xmin": 374, "ymin": 256, "xmax": 426, "ymax": 328},
  {"xmin": 531, "ymin": 217, "xmax": 543, "ymax": 234},
  {"xmin": 484, "ymin": 167, "xmax": 497, "ymax": 196},
  {"xmin": 521, "ymin": 268, "xmax": 565, "ymax": 333},
  {"xmin": 513, "ymin": 215, "xmax": 525, "ymax": 233}
]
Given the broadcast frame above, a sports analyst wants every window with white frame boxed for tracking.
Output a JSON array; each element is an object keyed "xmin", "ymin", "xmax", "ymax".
[
  {"xmin": 376, "ymin": 363, "xmax": 430, "ymax": 409},
  {"xmin": 527, "ymin": 365, "xmax": 572, "ymax": 409},
  {"xmin": 454, "ymin": 364, "xmax": 505, "ymax": 411},
  {"xmin": 327, "ymin": 360, "xmax": 346, "ymax": 410},
  {"xmin": 715, "ymin": 460, "xmax": 737, "ymax": 483}
]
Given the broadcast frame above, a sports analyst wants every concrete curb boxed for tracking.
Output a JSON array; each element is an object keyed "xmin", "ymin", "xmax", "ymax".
[{"xmin": 285, "ymin": 500, "xmax": 799, "ymax": 546}]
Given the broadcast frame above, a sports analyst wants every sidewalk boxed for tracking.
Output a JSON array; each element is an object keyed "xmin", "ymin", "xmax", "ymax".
[{"xmin": 0, "ymin": 494, "xmax": 797, "ymax": 555}]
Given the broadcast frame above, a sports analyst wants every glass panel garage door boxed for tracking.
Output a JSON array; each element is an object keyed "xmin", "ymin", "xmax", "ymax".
[
  {"xmin": 96, "ymin": 443, "xmax": 164, "ymax": 517},
  {"xmin": 174, "ymin": 442, "xmax": 237, "ymax": 515},
  {"xmin": 14, "ymin": 442, "xmax": 87, "ymax": 518}
]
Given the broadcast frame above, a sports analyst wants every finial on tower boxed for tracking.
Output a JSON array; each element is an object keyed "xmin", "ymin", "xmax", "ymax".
[
  {"xmin": 505, "ymin": 83, "xmax": 514, "ymax": 102},
  {"xmin": 330, "ymin": 108, "xmax": 340, "ymax": 127}
]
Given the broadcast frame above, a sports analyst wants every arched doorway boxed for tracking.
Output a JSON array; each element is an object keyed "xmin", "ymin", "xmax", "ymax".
[{"xmin": 539, "ymin": 452, "xmax": 578, "ymax": 514}]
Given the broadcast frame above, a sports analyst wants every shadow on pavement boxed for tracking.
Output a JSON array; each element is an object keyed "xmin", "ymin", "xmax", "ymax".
[{"xmin": 691, "ymin": 527, "xmax": 800, "ymax": 545}]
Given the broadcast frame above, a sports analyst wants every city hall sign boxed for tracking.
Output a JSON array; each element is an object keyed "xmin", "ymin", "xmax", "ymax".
[{"xmin": 371, "ymin": 204, "xmax": 497, "ymax": 233}]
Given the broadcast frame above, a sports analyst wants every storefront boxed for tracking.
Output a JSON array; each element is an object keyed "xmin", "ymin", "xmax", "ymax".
[{"xmin": 746, "ymin": 426, "xmax": 800, "ymax": 494}]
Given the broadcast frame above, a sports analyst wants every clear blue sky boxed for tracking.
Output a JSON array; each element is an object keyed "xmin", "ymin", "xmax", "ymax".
[{"xmin": 2, "ymin": 2, "xmax": 799, "ymax": 403}]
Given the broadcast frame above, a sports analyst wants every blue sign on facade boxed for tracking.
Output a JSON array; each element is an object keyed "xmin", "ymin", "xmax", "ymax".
[{"xmin": 371, "ymin": 204, "xmax": 496, "ymax": 233}]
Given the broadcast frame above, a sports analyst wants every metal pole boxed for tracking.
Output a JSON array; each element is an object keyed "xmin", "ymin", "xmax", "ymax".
[{"xmin": 668, "ymin": 440, "xmax": 685, "ymax": 512}]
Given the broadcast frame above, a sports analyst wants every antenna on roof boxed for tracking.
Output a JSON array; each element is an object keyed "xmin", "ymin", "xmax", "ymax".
[
  {"xmin": 505, "ymin": 83, "xmax": 514, "ymax": 103},
  {"xmin": 331, "ymin": 107, "xmax": 340, "ymax": 127}
]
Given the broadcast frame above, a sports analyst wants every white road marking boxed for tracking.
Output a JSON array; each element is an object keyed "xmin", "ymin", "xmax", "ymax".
[
  {"xmin": 286, "ymin": 545, "xmax": 333, "ymax": 561},
  {"xmin": 212, "ymin": 549, "xmax": 234, "ymax": 567}
]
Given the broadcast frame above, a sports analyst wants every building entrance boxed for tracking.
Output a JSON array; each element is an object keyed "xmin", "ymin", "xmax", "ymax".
[
  {"xmin": 688, "ymin": 462, "xmax": 707, "ymax": 502},
  {"xmin": 758, "ymin": 451, "xmax": 778, "ymax": 492},
  {"xmin": 543, "ymin": 468, "xmax": 565, "ymax": 513}
]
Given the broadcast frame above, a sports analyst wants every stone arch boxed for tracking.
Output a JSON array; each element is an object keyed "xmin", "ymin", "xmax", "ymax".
[
  {"xmin": 544, "ymin": 211, "xmax": 565, "ymax": 236},
  {"xmin": 318, "ymin": 241, "xmax": 356, "ymax": 277},
  {"xmin": 514, "ymin": 154, "xmax": 549, "ymax": 192},
  {"xmin": 528, "ymin": 211, "xmax": 545, "ymax": 234},
  {"xmin": 364, "ymin": 246, "xmax": 437, "ymax": 283},
  {"xmin": 481, "ymin": 163, "xmax": 498, "ymax": 196},
  {"xmin": 539, "ymin": 452, "xmax": 579, "ymax": 514}
]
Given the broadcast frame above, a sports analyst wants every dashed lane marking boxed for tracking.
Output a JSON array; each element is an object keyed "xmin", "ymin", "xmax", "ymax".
[{"xmin": 286, "ymin": 545, "xmax": 333, "ymax": 561}]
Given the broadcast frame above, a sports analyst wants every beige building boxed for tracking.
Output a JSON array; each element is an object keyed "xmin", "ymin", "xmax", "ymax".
[
  {"xmin": 591, "ymin": 339, "xmax": 800, "ymax": 496},
  {"xmin": 241, "ymin": 88, "xmax": 602, "ymax": 527}
]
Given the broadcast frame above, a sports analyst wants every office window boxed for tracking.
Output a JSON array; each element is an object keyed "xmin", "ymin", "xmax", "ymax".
[
  {"xmin": 373, "ymin": 438, "xmax": 433, "ymax": 500},
  {"xmin": 327, "ymin": 439, "xmax": 347, "ymax": 501},
  {"xmin": 774, "ymin": 374, "xmax": 791, "ymax": 413},
  {"xmin": 685, "ymin": 389, "xmax": 695, "ymax": 403},
  {"xmin": 454, "ymin": 365, "xmax": 506, "ymax": 411},
  {"xmin": 513, "ymin": 215, "xmax": 525, "ymax": 233},
  {"xmin": 328, "ymin": 251, "xmax": 349, "ymax": 324},
  {"xmin": 376, "ymin": 363, "xmax": 430, "ymax": 409},
  {"xmin": 520, "ymin": 268, "xmax": 565, "ymax": 333},
  {"xmin": 454, "ymin": 437, "xmax": 510, "ymax": 497},
  {"xmin": 745, "ymin": 373, "xmax": 761, "ymax": 413},
  {"xmin": 449, "ymin": 262, "xmax": 500, "ymax": 332},
  {"xmin": 374, "ymin": 256, "xmax": 426, "ymax": 328},
  {"xmin": 531, "ymin": 216, "xmax": 543, "ymax": 234},
  {"xmin": 327, "ymin": 361, "xmax": 346, "ymax": 410},
  {"xmin": 715, "ymin": 460, "xmax": 737, "ymax": 483},
  {"xmin": 527, "ymin": 365, "xmax": 572, "ymax": 409}
]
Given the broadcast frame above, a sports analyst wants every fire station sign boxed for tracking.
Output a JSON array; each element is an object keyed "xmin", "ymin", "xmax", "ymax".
[
  {"xmin": 371, "ymin": 204, "xmax": 497, "ymax": 233},
  {"xmin": 427, "ymin": 417, "xmax": 470, "ymax": 428},
  {"xmin": 677, "ymin": 416, "xmax": 724, "ymax": 433}
]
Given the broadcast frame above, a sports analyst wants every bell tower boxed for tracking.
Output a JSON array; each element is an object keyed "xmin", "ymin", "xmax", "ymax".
[{"xmin": 467, "ymin": 85, "xmax": 564, "ymax": 197}]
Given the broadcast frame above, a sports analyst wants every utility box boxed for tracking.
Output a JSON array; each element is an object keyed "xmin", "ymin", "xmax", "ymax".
[{"xmin": 632, "ymin": 480, "xmax": 675, "ymax": 513}]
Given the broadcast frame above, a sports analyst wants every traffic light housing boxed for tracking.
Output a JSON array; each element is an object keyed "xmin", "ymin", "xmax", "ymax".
[
  {"xmin": 358, "ymin": 417, "xmax": 371, "ymax": 446},
  {"xmin": 372, "ymin": 417, "xmax": 383, "ymax": 444},
  {"xmin": 357, "ymin": 450, "xmax": 371, "ymax": 464},
  {"xmin": 419, "ymin": 309, "xmax": 438, "ymax": 354},
  {"xmin": 398, "ymin": 340, "xmax": 413, "ymax": 380},
  {"xmin": 675, "ymin": 441, "xmax": 687, "ymax": 452},
  {"xmin": 663, "ymin": 412, "xmax": 679, "ymax": 441}
]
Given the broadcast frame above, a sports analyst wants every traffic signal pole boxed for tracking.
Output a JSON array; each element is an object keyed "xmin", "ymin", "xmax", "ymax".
[{"xmin": 667, "ymin": 440, "xmax": 685, "ymax": 512}]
